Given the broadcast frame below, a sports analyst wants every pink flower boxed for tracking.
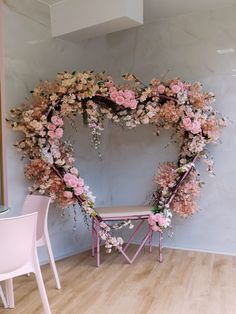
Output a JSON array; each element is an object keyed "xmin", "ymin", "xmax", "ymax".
[
  {"xmin": 157, "ymin": 84, "xmax": 165, "ymax": 94},
  {"xmin": 151, "ymin": 224, "xmax": 162, "ymax": 232},
  {"xmin": 118, "ymin": 90, "xmax": 124, "ymax": 96},
  {"xmin": 68, "ymin": 177, "xmax": 79, "ymax": 188},
  {"xmin": 64, "ymin": 173, "xmax": 72, "ymax": 182},
  {"xmin": 124, "ymin": 90, "xmax": 135, "ymax": 99},
  {"xmin": 116, "ymin": 95, "xmax": 125, "ymax": 105},
  {"xmin": 178, "ymin": 81, "xmax": 184, "ymax": 90},
  {"xmin": 130, "ymin": 99, "xmax": 137, "ymax": 109},
  {"xmin": 48, "ymin": 130, "xmax": 56, "ymax": 139},
  {"xmin": 171, "ymin": 84, "xmax": 181, "ymax": 94},
  {"xmin": 70, "ymin": 167, "xmax": 78, "ymax": 175},
  {"xmin": 55, "ymin": 127, "xmax": 63, "ymax": 138},
  {"xmin": 64, "ymin": 191, "xmax": 73, "ymax": 198},
  {"xmin": 64, "ymin": 173, "xmax": 79, "ymax": 188},
  {"xmin": 74, "ymin": 186, "xmax": 84, "ymax": 196},
  {"xmin": 100, "ymin": 221, "xmax": 107, "ymax": 228},
  {"xmin": 156, "ymin": 214, "xmax": 166, "ymax": 226},
  {"xmin": 109, "ymin": 86, "xmax": 117, "ymax": 93},
  {"xmin": 183, "ymin": 117, "xmax": 192, "ymax": 130},
  {"xmin": 77, "ymin": 177, "xmax": 84, "ymax": 187},
  {"xmin": 148, "ymin": 215, "xmax": 157, "ymax": 225},
  {"xmin": 51, "ymin": 116, "xmax": 63, "ymax": 127},
  {"xmin": 105, "ymin": 81, "xmax": 113, "ymax": 88},
  {"xmin": 47, "ymin": 123, "xmax": 56, "ymax": 131},
  {"xmin": 110, "ymin": 91, "xmax": 119, "ymax": 101},
  {"xmin": 123, "ymin": 99, "xmax": 131, "ymax": 108},
  {"xmin": 191, "ymin": 120, "xmax": 201, "ymax": 134}
]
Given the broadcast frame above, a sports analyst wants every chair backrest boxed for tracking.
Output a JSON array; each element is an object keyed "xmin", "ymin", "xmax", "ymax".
[
  {"xmin": 0, "ymin": 213, "xmax": 37, "ymax": 274},
  {"xmin": 21, "ymin": 195, "xmax": 51, "ymax": 241}
]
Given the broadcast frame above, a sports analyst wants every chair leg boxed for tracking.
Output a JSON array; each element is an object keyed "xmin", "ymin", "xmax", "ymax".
[
  {"xmin": 34, "ymin": 255, "xmax": 51, "ymax": 314},
  {"xmin": 0, "ymin": 284, "xmax": 8, "ymax": 308},
  {"xmin": 44, "ymin": 234, "xmax": 61, "ymax": 289},
  {"xmin": 159, "ymin": 232, "xmax": 163, "ymax": 263},
  {"xmin": 5, "ymin": 279, "xmax": 14, "ymax": 308}
]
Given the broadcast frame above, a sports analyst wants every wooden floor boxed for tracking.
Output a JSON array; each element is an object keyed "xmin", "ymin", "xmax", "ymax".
[{"xmin": 1, "ymin": 245, "xmax": 236, "ymax": 314}]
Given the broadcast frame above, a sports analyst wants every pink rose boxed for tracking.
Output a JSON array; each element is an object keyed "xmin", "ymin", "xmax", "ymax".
[
  {"xmin": 157, "ymin": 84, "xmax": 165, "ymax": 94},
  {"xmin": 47, "ymin": 123, "xmax": 56, "ymax": 131},
  {"xmin": 77, "ymin": 177, "xmax": 84, "ymax": 187},
  {"xmin": 67, "ymin": 175, "xmax": 79, "ymax": 188},
  {"xmin": 124, "ymin": 90, "xmax": 135, "ymax": 99},
  {"xmin": 74, "ymin": 186, "xmax": 84, "ymax": 196},
  {"xmin": 148, "ymin": 215, "xmax": 156, "ymax": 226},
  {"xmin": 110, "ymin": 91, "xmax": 118, "ymax": 101},
  {"xmin": 64, "ymin": 191, "xmax": 73, "ymax": 198},
  {"xmin": 191, "ymin": 120, "xmax": 201, "ymax": 134},
  {"xmin": 116, "ymin": 95, "xmax": 125, "ymax": 105},
  {"xmin": 55, "ymin": 127, "xmax": 63, "ymax": 138},
  {"xmin": 118, "ymin": 90, "xmax": 124, "ymax": 96},
  {"xmin": 171, "ymin": 84, "xmax": 181, "ymax": 94},
  {"xmin": 183, "ymin": 117, "xmax": 192, "ymax": 130},
  {"xmin": 51, "ymin": 116, "xmax": 63, "ymax": 127},
  {"xmin": 48, "ymin": 130, "xmax": 56, "ymax": 139},
  {"xmin": 123, "ymin": 99, "xmax": 131, "ymax": 108},
  {"xmin": 130, "ymin": 99, "xmax": 137, "ymax": 109},
  {"xmin": 64, "ymin": 173, "xmax": 72, "ymax": 182},
  {"xmin": 156, "ymin": 214, "xmax": 166, "ymax": 226}
]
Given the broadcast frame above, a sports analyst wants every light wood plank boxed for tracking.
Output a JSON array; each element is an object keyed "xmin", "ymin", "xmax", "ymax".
[{"xmin": 0, "ymin": 246, "xmax": 235, "ymax": 314}]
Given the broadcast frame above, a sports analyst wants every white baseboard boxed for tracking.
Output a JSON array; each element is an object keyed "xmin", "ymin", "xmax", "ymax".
[
  {"xmin": 161, "ymin": 244, "xmax": 236, "ymax": 257},
  {"xmin": 39, "ymin": 245, "xmax": 92, "ymax": 266},
  {"xmin": 39, "ymin": 243, "xmax": 236, "ymax": 266}
]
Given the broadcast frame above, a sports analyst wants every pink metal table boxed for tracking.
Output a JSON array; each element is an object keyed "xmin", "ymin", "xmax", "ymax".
[{"xmin": 92, "ymin": 205, "xmax": 163, "ymax": 267}]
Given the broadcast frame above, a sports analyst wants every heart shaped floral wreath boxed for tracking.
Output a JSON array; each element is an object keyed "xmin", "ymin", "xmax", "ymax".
[{"xmin": 8, "ymin": 71, "xmax": 225, "ymax": 252}]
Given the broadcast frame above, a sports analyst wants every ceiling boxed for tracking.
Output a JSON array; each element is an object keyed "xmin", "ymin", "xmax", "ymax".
[
  {"xmin": 4, "ymin": 0, "xmax": 236, "ymax": 28},
  {"xmin": 38, "ymin": 0, "xmax": 236, "ymax": 22}
]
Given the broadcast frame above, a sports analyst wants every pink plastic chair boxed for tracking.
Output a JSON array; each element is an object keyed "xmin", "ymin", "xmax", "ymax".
[
  {"xmin": 21, "ymin": 195, "xmax": 61, "ymax": 290},
  {"xmin": 0, "ymin": 213, "xmax": 51, "ymax": 313},
  {"xmin": 0, "ymin": 284, "xmax": 7, "ymax": 308}
]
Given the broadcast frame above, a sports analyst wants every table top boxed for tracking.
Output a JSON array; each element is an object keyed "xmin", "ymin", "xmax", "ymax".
[
  {"xmin": 0, "ymin": 205, "xmax": 9, "ymax": 215},
  {"xmin": 95, "ymin": 205, "xmax": 152, "ymax": 218}
]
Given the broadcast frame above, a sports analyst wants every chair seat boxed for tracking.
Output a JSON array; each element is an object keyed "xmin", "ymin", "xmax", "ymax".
[{"xmin": 95, "ymin": 205, "xmax": 153, "ymax": 218}]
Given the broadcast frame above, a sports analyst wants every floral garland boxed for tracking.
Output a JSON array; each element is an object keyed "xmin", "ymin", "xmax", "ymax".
[{"xmin": 8, "ymin": 71, "xmax": 225, "ymax": 251}]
